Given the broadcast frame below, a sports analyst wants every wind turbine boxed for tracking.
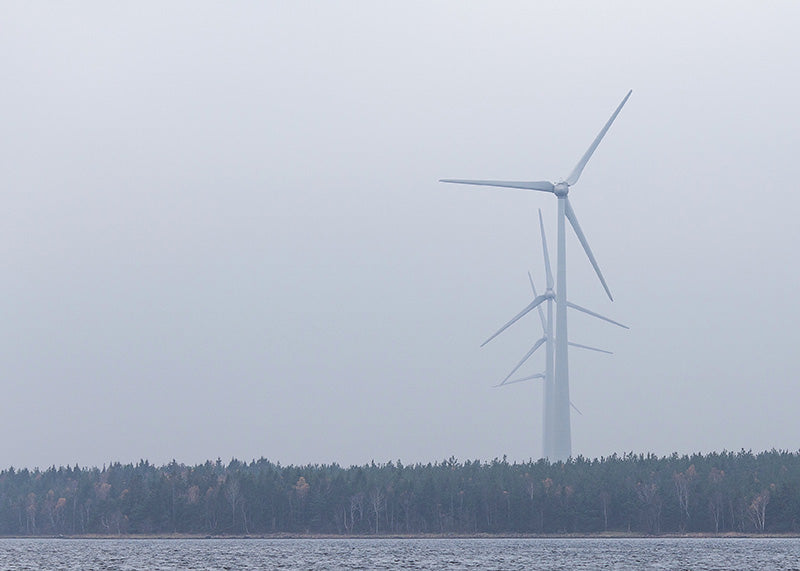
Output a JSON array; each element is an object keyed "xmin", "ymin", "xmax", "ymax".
[
  {"xmin": 441, "ymin": 90, "xmax": 631, "ymax": 461},
  {"xmin": 491, "ymin": 210, "xmax": 628, "ymax": 458}
]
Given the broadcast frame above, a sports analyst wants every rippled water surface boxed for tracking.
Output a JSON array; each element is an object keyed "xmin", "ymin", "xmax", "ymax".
[{"xmin": 1, "ymin": 537, "xmax": 799, "ymax": 570}]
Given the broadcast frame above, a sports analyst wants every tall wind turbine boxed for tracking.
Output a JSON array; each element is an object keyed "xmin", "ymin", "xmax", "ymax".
[
  {"xmin": 441, "ymin": 90, "xmax": 631, "ymax": 461},
  {"xmin": 492, "ymin": 210, "xmax": 628, "ymax": 459}
]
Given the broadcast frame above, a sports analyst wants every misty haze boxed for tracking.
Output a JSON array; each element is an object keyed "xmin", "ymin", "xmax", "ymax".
[{"xmin": 1, "ymin": 2, "xmax": 800, "ymax": 558}]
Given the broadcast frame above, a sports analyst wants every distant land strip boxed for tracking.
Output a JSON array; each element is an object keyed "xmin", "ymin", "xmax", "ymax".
[{"xmin": 1, "ymin": 450, "xmax": 798, "ymax": 536}]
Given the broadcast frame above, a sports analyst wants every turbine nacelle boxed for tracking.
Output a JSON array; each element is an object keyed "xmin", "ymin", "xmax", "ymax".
[{"xmin": 553, "ymin": 182, "xmax": 569, "ymax": 197}]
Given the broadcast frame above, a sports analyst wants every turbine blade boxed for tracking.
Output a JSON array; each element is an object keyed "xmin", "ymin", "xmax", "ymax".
[
  {"xmin": 498, "ymin": 337, "xmax": 546, "ymax": 385},
  {"xmin": 565, "ymin": 197, "xmax": 613, "ymax": 301},
  {"xmin": 570, "ymin": 401, "xmax": 584, "ymax": 416},
  {"xmin": 496, "ymin": 373, "xmax": 545, "ymax": 387},
  {"xmin": 567, "ymin": 301, "xmax": 629, "ymax": 329},
  {"xmin": 538, "ymin": 209, "xmax": 554, "ymax": 290},
  {"xmin": 564, "ymin": 90, "xmax": 632, "ymax": 186},
  {"xmin": 481, "ymin": 294, "xmax": 549, "ymax": 347},
  {"xmin": 527, "ymin": 272, "xmax": 547, "ymax": 331},
  {"xmin": 568, "ymin": 341, "xmax": 612, "ymax": 355},
  {"xmin": 439, "ymin": 179, "xmax": 555, "ymax": 192}
]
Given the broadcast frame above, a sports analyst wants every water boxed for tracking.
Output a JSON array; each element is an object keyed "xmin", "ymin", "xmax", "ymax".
[{"xmin": 0, "ymin": 538, "xmax": 798, "ymax": 570}]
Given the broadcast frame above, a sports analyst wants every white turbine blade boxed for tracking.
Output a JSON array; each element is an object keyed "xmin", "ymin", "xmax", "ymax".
[
  {"xmin": 564, "ymin": 197, "xmax": 613, "ymax": 301},
  {"xmin": 527, "ymin": 272, "xmax": 547, "ymax": 331},
  {"xmin": 567, "ymin": 301, "xmax": 629, "ymax": 329},
  {"xmin": 569, "ymin": 341, "xmax": 612, "ymax": 355},
  {"xmin": 496, "ymin": 373, "xmax": 545, "ymax": 387},
  {"xmin": 439, "ymin": 179, "xmax": 555, "ymax": 192},
  {"xmin": 538, "ymin": 209, "xmax": 554, "ymax": 290},
  {"xmin": 570, "ymin": 401, "xmax": 584, "ymax": 416},
  {"xmin": 498, "ymin": 337, "xmax": 546, "ymax": 385},
  {"xmin": 564, "ymin": 90, "xmax": 632, "ymax": 186},
  {"xmin": 481, "ymin": 294, "xmax": 549, "ymax": 347}
]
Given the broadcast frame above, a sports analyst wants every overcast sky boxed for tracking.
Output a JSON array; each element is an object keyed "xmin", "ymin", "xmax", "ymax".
[{"xmin": 2, "ymin": 2, "xmax": 799, "ymax": 469}]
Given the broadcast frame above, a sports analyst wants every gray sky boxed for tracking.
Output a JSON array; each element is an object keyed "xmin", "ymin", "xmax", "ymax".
[{"xmin": 2, "ymin": 2, "xmax": 799, "ymax": 469}]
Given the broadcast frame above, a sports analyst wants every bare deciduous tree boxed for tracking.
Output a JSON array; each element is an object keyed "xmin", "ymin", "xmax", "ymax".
[
  {"xmin": 748, "ymin": 489, "xmax": 770, "ymax": 532},
  {"xmin": 370, "ymin": 487, "xmax": 385, "ymax": 535}
]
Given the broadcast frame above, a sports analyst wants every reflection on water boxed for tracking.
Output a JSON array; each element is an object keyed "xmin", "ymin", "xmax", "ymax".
[{"xmin": 0, "ymin": 537, "xmax": 798, "ymax": 570}]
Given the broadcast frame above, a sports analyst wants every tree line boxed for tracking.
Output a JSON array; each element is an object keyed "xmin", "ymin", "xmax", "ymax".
[{"xmin": 1, "ymin": 450, "xmax": 798, "ymax": 536}]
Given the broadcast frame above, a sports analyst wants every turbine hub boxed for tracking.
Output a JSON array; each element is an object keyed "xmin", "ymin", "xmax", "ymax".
[{"xmin": 554, "ymin": 182, "xmax": 569, "ymax": 197}]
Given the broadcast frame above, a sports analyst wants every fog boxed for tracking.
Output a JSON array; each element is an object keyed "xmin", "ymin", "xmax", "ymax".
[{"xmin": 2, "ymin": 2, "xmax": 799, "ymax": 468}]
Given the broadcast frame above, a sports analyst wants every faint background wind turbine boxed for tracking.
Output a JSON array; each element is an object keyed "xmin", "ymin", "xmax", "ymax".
[
  {"xmin": 441, "ymin": 91, "xmax": 632, "ymax": 460},
  {"xmin": 491, "ymin": 211, "xmax": 628, "ymax": 458}
]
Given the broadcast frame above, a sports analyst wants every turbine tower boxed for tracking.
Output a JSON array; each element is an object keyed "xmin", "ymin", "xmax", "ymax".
[
  {"xmin": 492, "ymin": 210, "xmax": 628, "ymax": 459},
  {"xmin": 441, "ymin": 90, "xmax": 631, "ymax": 461}
]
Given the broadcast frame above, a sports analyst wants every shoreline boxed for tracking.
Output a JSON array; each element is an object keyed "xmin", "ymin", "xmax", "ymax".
[{"xmin": 4, "ymin": 532, "xmax": 800, "ymax": 540}]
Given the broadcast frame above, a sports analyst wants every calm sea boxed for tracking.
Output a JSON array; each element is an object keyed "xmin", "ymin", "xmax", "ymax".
[{"xmin": 0, "ymin": 537, "xmax": 798, "ymax": 570}]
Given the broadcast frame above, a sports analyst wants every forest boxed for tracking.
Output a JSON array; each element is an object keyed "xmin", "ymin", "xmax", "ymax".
[{"xmin": 1, "ymin": 450, "xmax": 798, "ymax": 536}]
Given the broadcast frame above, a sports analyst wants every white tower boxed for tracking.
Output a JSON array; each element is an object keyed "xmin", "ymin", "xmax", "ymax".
[{"xmin": 442, "ymin": 91, "xmax": 632, "ymax": 461}]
